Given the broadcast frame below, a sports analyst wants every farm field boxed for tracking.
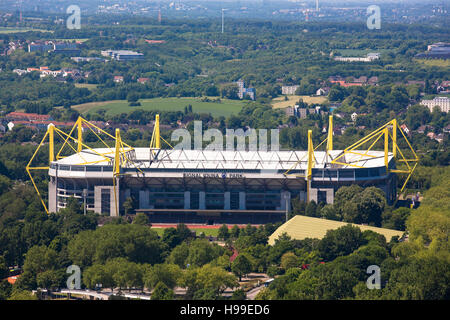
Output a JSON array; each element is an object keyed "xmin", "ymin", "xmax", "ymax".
[
  {"xmin": 415, "ymin": 59, "xmax": 450, "ymax": 67},
  {"xmin": 271, "ymin": 95, "xmax": 328, "ymax": 109},
  {"xmin": 74, "ymin": 83, "xmax": 98, "ymax": 90},
  {"xmin": 72, "ymin": 97, "xmax": 247, "ymax": 117},
  {"xmin": 0, "ymin": 27, "xmax": 52, "ymax": 34}
]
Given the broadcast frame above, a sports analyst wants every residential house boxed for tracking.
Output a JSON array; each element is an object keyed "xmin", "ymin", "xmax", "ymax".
[
  {"xmin": 6, "ymin": 112, "xmax": 51, "ymax": 121},
  {"xmin": 137, "ymin": 78, "xmax": 150, "ymax": 84},
  {"xmin": 114, "ymin": 76, "xmax": 124, "ymax": 83},
  {"xmin": 316, "ymin": 87, "xmax": 330, "ymax": 96},
  {"xmin": 368, "ymin": 76, "xmax": 379, "ymax": 85},
  {"xmin": 443, "ymin": 124, "xmax": 450, "ymax": 133},
  {"xmin": 400, "ymin": 124, "xmax": 410, "ymax": 135}
]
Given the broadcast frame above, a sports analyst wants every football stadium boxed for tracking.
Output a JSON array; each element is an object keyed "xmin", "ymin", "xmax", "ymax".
[{"xmin": 27, "ymin": 115, "xmax": 418, "ymax": 224}]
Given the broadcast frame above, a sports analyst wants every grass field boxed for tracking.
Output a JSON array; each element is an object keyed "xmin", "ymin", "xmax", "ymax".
[
  {"xmin": 271, "ymin": 95, "xmax": 328, "ymax": 109},
  {"xmin": 73, "ymin": 97, "xmax": 246, "ymax": 117},
  {"xmin": 415, "ymin": 59, "xmax": 450, "ymax": 67},
  {"xmin": 74, "ymin": 83, "xmax": 98, "ymax": 90},
  {"xmin": 0, "ymin": 27, "xmax": 52, "ymax": 34}
]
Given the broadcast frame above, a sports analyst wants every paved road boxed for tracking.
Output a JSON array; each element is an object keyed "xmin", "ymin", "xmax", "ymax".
[{"xmin": 246, "ymin": 285, "xmax": 265, "ymax": 300}]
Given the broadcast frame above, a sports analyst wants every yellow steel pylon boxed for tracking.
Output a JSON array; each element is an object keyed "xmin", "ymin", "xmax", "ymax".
[
  {"xmin": 284, "ymin": 117, "xmax": 419, "ymax": 202},
  {"xmin": 330, "ymin": 119, "xmax": 419, "ymax": 192},
  {"xmin": 28, "ymin": 115, "xmax": 173, "ymax": 215},
  {"xmin": 27, "ymin": 117, "xmax": 134, "ymax": 214}
]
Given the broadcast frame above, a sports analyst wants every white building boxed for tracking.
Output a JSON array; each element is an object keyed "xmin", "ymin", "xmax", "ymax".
[
  {"xmin": 334, "ymin": 53, "xmax": 380, "ymax": 62},
  {"xmin": 282, "ymin": 85, "xmax": 299, "ymax": 95},
  {"xmin": 420, "ymin": 97, "xmax": 450, "ymax": 113}
]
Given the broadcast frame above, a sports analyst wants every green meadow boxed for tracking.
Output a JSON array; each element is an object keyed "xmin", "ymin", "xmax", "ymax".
[{"xmin": 73, "ymin": 97, "xmax": 247, "ymax": 118}]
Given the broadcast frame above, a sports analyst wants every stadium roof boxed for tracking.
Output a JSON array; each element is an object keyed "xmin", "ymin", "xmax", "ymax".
[
  {"xmin": 268, "ymin": 215, "xmax": 405, "ymax": 245},
  {"xmin": 54, "ymin": 148, "xmax": 392, "ymax": 170}
]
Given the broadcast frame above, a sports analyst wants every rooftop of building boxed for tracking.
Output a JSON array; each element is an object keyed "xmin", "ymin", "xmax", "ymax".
[
  {"xmin": 53, "ymin": 148, "xmax": 393, "ymax": 170},
  {"xmin": 268, "ymin": 215, "xmax": 404, "ymax": 245}
]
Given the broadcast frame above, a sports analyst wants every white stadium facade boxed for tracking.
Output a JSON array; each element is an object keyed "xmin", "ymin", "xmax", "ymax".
[{"xmin": 48, "ymin": 148, "xmax": 397, "ymax": 224}]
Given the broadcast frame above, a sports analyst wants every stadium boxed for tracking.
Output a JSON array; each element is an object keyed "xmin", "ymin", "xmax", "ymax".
[{"xmin": 27, "ymin": 116, "xmax": 418, "ymax": 224}]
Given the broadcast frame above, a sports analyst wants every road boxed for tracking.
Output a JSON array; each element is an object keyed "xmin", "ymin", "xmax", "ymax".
[{"xmin": 246, "ymin": 285, "xmax": 265, "ymax": 300}]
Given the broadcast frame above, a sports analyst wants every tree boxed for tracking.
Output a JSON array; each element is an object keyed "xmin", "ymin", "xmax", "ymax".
[
  {"xmin": 334, "ymin": 185, "xmax": 363, "ymax": 212},
  {"xmin": 124, "ymin": 197, "xmax": 135, "ymax": 216},
  {"xmin": 36, "ymin": 269, "xmax": 65, "ymax": 290},
  {"xmin": 221, "ymin": 84, "xmax": 239, "ymax": 100},
  {"xmin": 318, "ymin": 225, "xmax": 367, "ymax": 261},
  {"xmin": 144, "ymin": 264, "xmax": 182, "ymax": 290},
  {"xmin": 0, "ymin": 256, "xmax": 8, "ymax": 280},
  {"xmin": 0, "ymin": 174, "xmax": 11, "ymax": 195},
  {"xmin": 231, "ymin": 254, "xmax": 253, "ymax": 281},
  {"xmin": 280, "ymin": 252, "xmax": 299, "ymax": 270},
  {"xmin": 162, "ymin": 227, "xmax": 182, "ymax": 249},
  {"xmin": 382, "ymin": 207, "xmax": 410, "ymax": 230},
  {"xmin": 186, "ymin": 239, "xmax": 224, "ymax": 268},
  {"xmin": 176, "ymin": 223, "xmax": 193, "ymax": 242},
  {"xmin": 0, "ymin": 280, "xmax": 12, "ymax": 300},
  {"xmin": 68, "ymin": 224, "xmax": 166, "ymax": 267},
  {"xmin": 15, "ymin": 245, "xmax": 59, "ymax": 290},
  {"xmin": 334, "ymin": 186, "xmax": 386, "ymax": 226},
  {"xmin": 382, "ymin": 255, "xmax": 450, "ymax": 300},
  {"xmin": 231, "ymin": 289, "xmax": 246, "ymax": 300},
  {"xmin": 320, "ymin": 204, "xmax": 340, "ymax": 220},
  {"xmin": 84, "ymin": 264, "xmax": 114, "ymax": 291},
  {"xmin": 291, "ymin": 197, "xmax": 306, "ymax": 216},
  {"xmin": 180, "ymin": 264, "xmax": 238, "ymax": 299},
  {"xmin": 166, "ymin": 242, "xmax": 190, "ymax": 268},
  {"xmin": 230, "ymin": 225, "xmax": 240, "ymax": 239},
  {"xmin": 355, "ymin": 187, "xmax": 386, "ymax": 226},
  {"xmin": 7, "ymin": 289, "xmax": 37, "ymax": 300},
  {"xmin": 305, "ymin": 201, "xmax": 318, "ymax": 217},
  {"xmin": 218, "ymin": 224, "xmax": 230, "ymax": 241},
  {"xmin": 127, "ymin": 92, "xmax": 139, "ymax": 103},
  {"xmin": 132, "ymin": 213, "xmax": 149, "ymax": 225},
  {"xmin": 205, "ymin": 85, "xmax": 219, "ymax": 97},
  {"xmin": 151, "ymin": 281, "xmax": 175, "ymax": 300}
]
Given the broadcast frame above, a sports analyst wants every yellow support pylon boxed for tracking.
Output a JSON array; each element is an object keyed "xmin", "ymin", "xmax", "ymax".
[
  {"xmin": 384, "ymin": 127, "xmax": 389, "ymax": 171},
  {"xmin": 284, "ymin": 118, "xmax": 419, "ymax": 201},
  {"xmin": 306, "ymin": 130, "xmax": 314, "ymax": 202},
  {"xmin": 77, "ymin": 118, "xmax": 83, "ymax": 153},
  {"xmin": 392, "ymin": 119, "xmax": 397, "ymax": 158},
  {"xmin": 27, "ymin": 117, "xmax": 136, "ymax": 215},
  {"xmin": 49, "ymin": 124, "xmax": 54, "ymax": 163},
  {"xmin": 327, "ymin": 115, "xmax": 333, "ymax": 153}
]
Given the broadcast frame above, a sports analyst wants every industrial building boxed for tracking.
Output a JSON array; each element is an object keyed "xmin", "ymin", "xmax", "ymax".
[{"xmin": 27, "ymin": 117, "xmax": 418, "ymax": 224}]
